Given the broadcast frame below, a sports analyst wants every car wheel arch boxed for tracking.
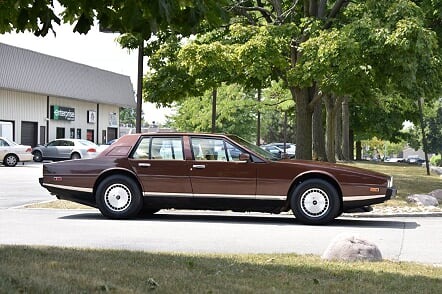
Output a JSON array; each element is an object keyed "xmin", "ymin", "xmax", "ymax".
[
  {"xmin": 287, "ymin": 172, "xmax": 343, "ymax": 212},
  {"xmin": 70, "ymin": 152, "xmax": 81, "ymax": 159},
  {"xmin": 93, "ymin": 168, "xmax": 143, "ymax": 198}
]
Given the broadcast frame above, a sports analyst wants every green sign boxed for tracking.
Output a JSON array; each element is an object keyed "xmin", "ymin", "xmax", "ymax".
[{"xmin": 50, "ymin": 105, "xmax": 75, "ymax": 121}]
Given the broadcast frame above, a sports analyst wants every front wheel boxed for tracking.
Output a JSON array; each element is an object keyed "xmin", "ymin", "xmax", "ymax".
[
  {"xmin": 290, "ymin": 179, "xmax": 340, "ymax": 225},
  {"xmin": 96, "ymin": 175, "xmax": 143, "ymax": 219},
  {"xmin": 4, "ymin": 154, "xmax": 18, "ymax": 167},
  {"xmin": 33, "ymin": 151, "xmax": 43, "ymax": 162}
]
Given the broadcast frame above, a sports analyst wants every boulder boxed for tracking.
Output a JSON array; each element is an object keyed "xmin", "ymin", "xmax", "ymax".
[
  {"xmin": 430, "ymin": 166, "xmax": 442, "ymax": 175},
  {"xmin": 429, "ymin": 189, "xmax": 442, "ymax": 203},
  {"xmin": 407, "ymin": 194, "xmax": 439, "ymax": 207},
  {"xmin": 321, "ymin": 234, "xmax": 382, "ymax": 262}
]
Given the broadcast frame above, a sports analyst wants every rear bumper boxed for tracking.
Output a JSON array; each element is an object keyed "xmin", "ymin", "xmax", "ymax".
[{"xmin": 39, "ymin": 177, "xmax": 96, "ymax": 207}]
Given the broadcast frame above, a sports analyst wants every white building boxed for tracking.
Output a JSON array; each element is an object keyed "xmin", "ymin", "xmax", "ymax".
[{"xmin": 0, "ymin": 42, "xmax": 135, "ymax": 146}]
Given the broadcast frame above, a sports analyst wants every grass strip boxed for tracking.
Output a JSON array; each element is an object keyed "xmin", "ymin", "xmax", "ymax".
[{"xmin": 1, "ymin": 245, "xmax": 441, "ymax": 293}]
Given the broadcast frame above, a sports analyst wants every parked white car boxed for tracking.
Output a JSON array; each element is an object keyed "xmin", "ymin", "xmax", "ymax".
[
  {"xmin": 32, "ymin": 139, "xmax": 99, "ymax": 162},
  {"xmin": 0, "ymin": 137, "xmax": 33, "ymax": 167}
]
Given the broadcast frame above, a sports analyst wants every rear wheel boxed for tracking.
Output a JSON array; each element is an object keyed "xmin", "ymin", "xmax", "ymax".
[
  {"xmin": 71, "ymin": 153, "xmax": 81, "ymax": 160},
  {"xmin": 290, "ymin": 179, "xmax": 340, "ymax": 225},
  {"xmin": 4, "ymin": 154, "xmax": 18, "ymax": 167},
  {"xmin": 33, "ymin": 151, "xmax": 43, "ymax": 162},
  {"xmin": 96, "ymin": 175, "xmax": 143, "ymax": 219}
]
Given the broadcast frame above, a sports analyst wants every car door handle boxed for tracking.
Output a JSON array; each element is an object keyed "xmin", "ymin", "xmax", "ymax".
[
  {"xmin": 192, "ymin": 164, "xmax": 206, "ymax": 169},
  {"xmin": 138, "ymin": 163, "xmax": 151, "ymax": 167}
]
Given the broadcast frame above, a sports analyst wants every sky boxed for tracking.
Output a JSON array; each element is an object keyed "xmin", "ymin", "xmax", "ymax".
[{"xmin": 0, "ymin": 19, "xmax": 173, "ymax": 124}]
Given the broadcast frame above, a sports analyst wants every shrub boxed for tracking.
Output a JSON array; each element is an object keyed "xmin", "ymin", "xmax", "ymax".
[{"xmin": 430, "ymin": 154, "xmax": 441, "ymax": 166}]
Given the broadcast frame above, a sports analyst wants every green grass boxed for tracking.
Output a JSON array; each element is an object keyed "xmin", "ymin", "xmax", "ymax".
[{"xmin": 1, "ymin": 246, "xmax": 441, "ymax": 293}]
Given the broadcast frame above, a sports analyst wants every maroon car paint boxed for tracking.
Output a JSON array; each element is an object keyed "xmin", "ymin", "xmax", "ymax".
[{"xmin": 40, "ymin": 133, "xmax": 396, "ymax": 224}]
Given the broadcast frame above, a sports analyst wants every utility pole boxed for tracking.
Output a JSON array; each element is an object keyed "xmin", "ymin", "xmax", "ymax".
[
  {"xmin": 418, "ymin": 98, "xmax": 430, "ymax": 175},
  {"xmin": 136, "ymin": 42, "xmax": 143, "ymax": 133}
]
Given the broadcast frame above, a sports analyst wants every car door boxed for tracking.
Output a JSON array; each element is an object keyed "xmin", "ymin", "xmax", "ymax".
[
  {"xmin": 189, "ymin": 136, "xmax": 257, "ymax": 199},
  {"xmin": 42, "ymin": 140, "xmax": 61, "ymax": 158},
  {"xmin": 0, "ymin": 138, "xmax": 9, "ymax": 160},
  {"xmin": 58, "ymin": 140, "xmax": 75, "ymax": 159},
  {"xmin": 128, "ymin": 136, "xmax": 193, "ymax": 197}
]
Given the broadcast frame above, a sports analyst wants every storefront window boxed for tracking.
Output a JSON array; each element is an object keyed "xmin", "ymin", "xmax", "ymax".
[
  {"xmin": 56, "ymin": 127, "xmax": 65, "ymax": 139},
  {"xmin": 87, "ymin": 129, "xmax": 94, "ymax": 142}
]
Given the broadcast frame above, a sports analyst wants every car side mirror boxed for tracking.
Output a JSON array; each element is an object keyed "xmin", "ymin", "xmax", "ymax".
[{"xmin": 239, "ymin": 153, "xmax": 250, "ymax": 162}]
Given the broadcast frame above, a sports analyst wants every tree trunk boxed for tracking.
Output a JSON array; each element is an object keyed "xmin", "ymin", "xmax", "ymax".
[
  {"xmin": 349, "ymin": 129, "xmax": 354, "ymax": 160},
  {"xmin": 256, "ymin": 87, "xmax": 261, "ymax": 146},
  {"xmin": 324, "ymin": 95, "xmax": 336, "ymax": 163},
  {"xmin": 355, "ymin": 140, "xmax": 362, "ymax": 160},
  {"xmin": 293, "ymin": 87, "xmax": 313, "ymax": 160},
  {"xmin": 324, "ymin": 95, "xmax": 343, "ymax": 163},
  {"xmin": 335, "ymin": 98, "xmax": 343, "ymax": 160},
  {"xmin": 211, "ymin": 88, "xmax": 217, "ymax": 133},
  {"xmin": 341, "ymin": 96, "xmax": 350, "ymax": 161},
  {"xmin": 312, "ymin": 100, "xmax": 326, "ymax": 161}
]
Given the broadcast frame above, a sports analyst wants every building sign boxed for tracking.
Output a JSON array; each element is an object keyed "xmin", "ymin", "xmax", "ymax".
[
  {"xmin": 109, "ymin": 112, "xmax": 118, "ymax": 127},
  {"xmin": 87, "ymin": 110, "xmax": 96, "ymax": 123},
  {"xmin": 50, "ymin": 105, "xmax": 75, "ymax": 121}
]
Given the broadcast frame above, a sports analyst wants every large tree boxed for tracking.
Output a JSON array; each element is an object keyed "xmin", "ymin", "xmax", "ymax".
[
  {"xmin": 145, "ymin": 1, "xmax": 441, "ymax": 160},
  {"xmin": 0, "ymin": 0, "xmax": 228, "ymax": 37},
  {"xmin": 169, "ymin": 84, "xmax": 258, "ymax": 141}
]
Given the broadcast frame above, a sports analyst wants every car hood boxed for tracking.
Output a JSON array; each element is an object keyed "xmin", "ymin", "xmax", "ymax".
[{"xmin": 277, "ymin": 159, "xmax": 390, "ymax": 181}]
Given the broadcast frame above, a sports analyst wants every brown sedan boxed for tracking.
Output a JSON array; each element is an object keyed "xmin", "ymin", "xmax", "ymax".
[{"xmin": 39, "ymin": 133, "xmax": 396, "ymax": 225}]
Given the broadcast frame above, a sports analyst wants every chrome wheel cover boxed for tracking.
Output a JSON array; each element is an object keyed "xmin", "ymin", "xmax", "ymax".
[
  {"xmin": 6, "ymin": 155, "xmax": 17, "ymax": 166},
  {"xmin": 300, "ymin": 188, "xmax": 329, "ymax": 218},
  {"xmin": 104, "ymin": 183, "xmax": 132, "ymax": 212}
]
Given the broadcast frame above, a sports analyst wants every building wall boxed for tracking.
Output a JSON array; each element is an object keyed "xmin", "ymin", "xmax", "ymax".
[
  {"xmin": 0, "ymin": 88, "xmax": 119, "ymax": 145},
  {"xmin": 0, "ymin": 89, "xmax": 46, "ymax": 143},
  {"xmin": 98, "ymin": 104, "xmax": 119, "ymax": 144}
]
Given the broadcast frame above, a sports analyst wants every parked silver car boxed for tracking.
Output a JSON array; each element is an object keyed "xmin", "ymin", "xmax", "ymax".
[
  {"xmin": 32, "ymin": 139, "xmax": 98, "ymax": 162},
  {"xmin": 0, "ymin": 137, "xmax": 33, "ymax": 167}
]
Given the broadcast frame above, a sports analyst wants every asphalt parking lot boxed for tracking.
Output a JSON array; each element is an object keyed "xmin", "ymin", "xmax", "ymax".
[{"xmin": 0, "ymin": 162, "xmax": 52, "ymax": 208}]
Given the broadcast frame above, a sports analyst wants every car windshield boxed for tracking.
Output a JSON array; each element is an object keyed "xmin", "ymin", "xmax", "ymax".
[
  {"xmin": 227, "ymin": 135, "xmax": 280, "ymax": 161},
  {"xmin": 1, "ymin": 137, "xmax": 17, "ymax": 146}
]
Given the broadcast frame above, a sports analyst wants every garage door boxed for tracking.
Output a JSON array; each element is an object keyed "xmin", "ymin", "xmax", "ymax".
[{"xmin": 21, "ymin": 121, "xmax": 38, "ymax": 147}]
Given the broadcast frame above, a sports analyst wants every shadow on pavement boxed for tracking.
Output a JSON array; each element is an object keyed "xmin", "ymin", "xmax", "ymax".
[{"xmin": 59, "ymin": 211, "xmax": 420, "ymax": 229}]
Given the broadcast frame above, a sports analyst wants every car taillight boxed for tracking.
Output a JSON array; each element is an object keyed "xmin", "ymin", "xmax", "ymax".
[
  {"xmin": 87, "ymin": 148, "xmax": 97, "ymax": 153},
  {"xmin": 26, "ymin": 148, "xmax": 32, "ymax": 152}
]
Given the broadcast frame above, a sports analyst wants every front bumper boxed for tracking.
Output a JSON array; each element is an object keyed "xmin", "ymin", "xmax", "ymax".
[{"xmin": 386, "ymin": 187, "xmax": 397, "ymax": 200}]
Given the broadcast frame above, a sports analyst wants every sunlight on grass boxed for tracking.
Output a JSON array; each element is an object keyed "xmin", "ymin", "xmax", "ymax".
[{"xmin": 0, "ymin": 246, "xmax": 441, "ymax": 293}]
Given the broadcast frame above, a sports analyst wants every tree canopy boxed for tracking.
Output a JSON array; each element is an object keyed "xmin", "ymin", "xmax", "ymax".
[
  {"xmin": 0, "ymin": 0, "xmax": 228, "ymax": 37},
  {"xmin": 2, "ymin": 0, "xmax": 441, "ymax": 160}
]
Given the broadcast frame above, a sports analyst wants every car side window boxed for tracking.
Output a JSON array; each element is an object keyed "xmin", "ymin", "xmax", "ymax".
[
  {"xmin": 225, "ymin": 141, "xmax": 243, "ymax": 161},
  {"xmin": 0, "ymin": 139, "xmax": 8, "ymax": 147},
  {"xmin": 191, "ymin": 138, "xmax": 242, "ymax": 162},
  {"xmin": 151, "ymin": 137, "xmax": 184, "ymax": 160},
  {"xmin": 133, "ymin": 137, "xmax": 151, "ymax": 159}
]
